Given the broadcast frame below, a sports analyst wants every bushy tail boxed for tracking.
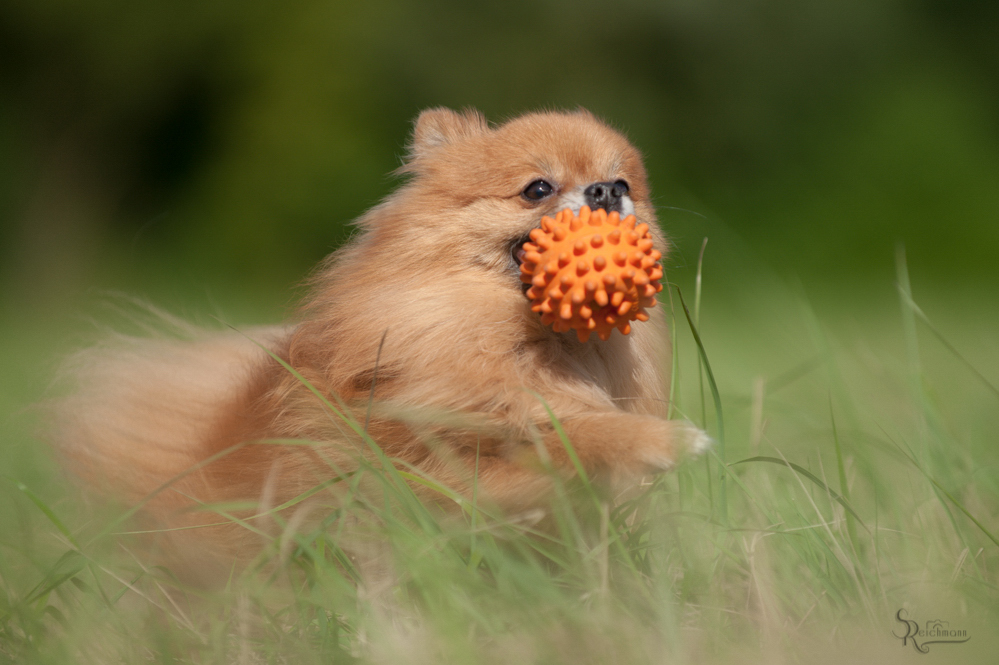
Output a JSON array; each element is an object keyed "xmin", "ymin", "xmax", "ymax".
[{"xmin": 50, "ymin": 323, "xmax": 289, "ymax": 579}]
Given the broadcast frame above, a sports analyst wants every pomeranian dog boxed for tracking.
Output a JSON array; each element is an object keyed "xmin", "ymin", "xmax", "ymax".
[{"xmin": 54, "ymin": 108, "xmax": 709, "ymax": 575}]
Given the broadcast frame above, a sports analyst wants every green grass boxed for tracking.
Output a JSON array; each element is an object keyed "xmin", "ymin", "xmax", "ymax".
[{"xmin": 1, "ymin": 253, "xmax": 997, "ymax": 664}]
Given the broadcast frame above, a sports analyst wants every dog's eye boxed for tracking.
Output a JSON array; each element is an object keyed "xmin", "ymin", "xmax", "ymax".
[
  {"xmin": 522, "ymin": 180, "xmax": 554, "ymax": 201},
  {"xmin": 612, "ymin": 180, "xmax": 630, "ymax": 197}
]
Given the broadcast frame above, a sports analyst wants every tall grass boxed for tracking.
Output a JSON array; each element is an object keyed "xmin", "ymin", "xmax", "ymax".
[{"xmin": 1, "ymin": 251, "xmax": 997, "ymax": 664}]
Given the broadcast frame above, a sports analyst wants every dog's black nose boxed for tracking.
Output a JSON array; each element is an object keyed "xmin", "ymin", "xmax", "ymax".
[{"xmin": 584, "ymin": 180, "xmax": 629, "ymax": 213}]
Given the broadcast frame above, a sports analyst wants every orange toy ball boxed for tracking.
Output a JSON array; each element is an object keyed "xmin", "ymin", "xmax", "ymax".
[{"xmin": 519, "ymin": 206, "xmax": 664, "ymax": 342}]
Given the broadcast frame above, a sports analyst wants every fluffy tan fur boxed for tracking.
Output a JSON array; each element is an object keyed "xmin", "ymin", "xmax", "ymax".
[{"xmin": 54, "ymin": 108, "xmax": 707, "ymax": 575}]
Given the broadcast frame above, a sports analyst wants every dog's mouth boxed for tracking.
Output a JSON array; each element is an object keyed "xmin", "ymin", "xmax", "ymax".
[{"xmin": 510, "ymin": 232, "xmax": 533, "ymax": 293}]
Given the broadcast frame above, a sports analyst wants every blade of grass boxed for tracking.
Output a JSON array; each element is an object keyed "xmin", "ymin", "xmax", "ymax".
[
  {"xmin": 534, "ymin": 394, "xmax": 648, "ymax": 579},
  {"xmin": 470, "ymin": 437, "xmax": 481, "ymax": 570},
  {"xmin": 666, "ymin": 278, "xmax": 679, "ymax": 422},
  {"xmin": 693, "ymin": 240, "xmax": 713, "ymax": 519},
  {"xmin": 21, "ymin": 550, "xmax": 86, "ymax": 607},
  {"xmin": 665, "ymin": 279, "xmax": 689, "ymax": 513},
  {"xmin": 5, "ymin": 478, "xmax": 80, "ymax": 549},
  {"xmin": 707, "ymin": 449, "xmax": 776, "ymax": 527},
  {"xmin": 675, "ymin": 285, "xmax": 727, "ymax": 522},
  {"xmin": 529, "ymin": 395, "xmax": 599, "ymax": 571},
  {"xmin": 767, "ymin": 355, "xmax": 824, "ymax": 394},
  {"xmin": 829, "ymin": 400, "xmax": 859, "ymax": 547},
  {"xmin": 890, "ymin": 438, "xmax": 999, "ymax": 550},
  {"xmin": 895, "ymin": 244, "xmax": 929, "ymax": 462},
  {"xmin": 732, "ymin": 456, "xmax": 868, "ymax": 530},
  {"xmin": 898, "ymin": 290, "xmax": 999, "ymax": 400},
  {"xmin": 694, "ymin": 238, "xmax": 709, "ymax": 425}
]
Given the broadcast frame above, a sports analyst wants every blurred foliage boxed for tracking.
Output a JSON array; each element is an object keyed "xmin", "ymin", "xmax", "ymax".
[{"xmin": 1, "ymin": 0, "xmax": 997, "ymax": 309}]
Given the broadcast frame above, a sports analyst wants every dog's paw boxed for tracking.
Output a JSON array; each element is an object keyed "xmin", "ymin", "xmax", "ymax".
[
  {"xmin": 677, "ymin": 421, "xmax": 713, "ymax": 457},
  {"xmin": 639, "ymin": 420, "xmax": 713, "ymax": 472}
]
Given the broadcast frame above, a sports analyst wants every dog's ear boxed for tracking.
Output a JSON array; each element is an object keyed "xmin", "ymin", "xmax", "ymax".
[{"xmin": 407, "ymin": 107, "xmax": 487, "ymax": 162}]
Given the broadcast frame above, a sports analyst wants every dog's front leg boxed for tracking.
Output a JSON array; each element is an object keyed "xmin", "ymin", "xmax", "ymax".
[{"xmin": 537, "ymin": 412, "xmax": 711, "ymax": 482}]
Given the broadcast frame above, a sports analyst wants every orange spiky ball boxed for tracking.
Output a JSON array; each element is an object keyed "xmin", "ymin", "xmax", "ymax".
[{"xmin": 519, "ymin": 206, "xmax": 664, "ymax": 342}]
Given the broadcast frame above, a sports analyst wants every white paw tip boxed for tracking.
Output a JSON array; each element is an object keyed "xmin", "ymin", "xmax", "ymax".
[{"xmin": 689, "ymin": 427, "xmax": 714, "ymax": 456}]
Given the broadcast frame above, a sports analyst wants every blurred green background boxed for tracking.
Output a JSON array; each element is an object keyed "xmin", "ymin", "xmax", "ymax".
[{"xmin": 2, "ymin": 0, "xmax": 997, "ymax": 314}]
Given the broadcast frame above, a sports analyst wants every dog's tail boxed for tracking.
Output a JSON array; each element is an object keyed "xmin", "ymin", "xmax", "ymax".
[{"xmin": 50, "ymin": 324, "xmax": 290, "ymax": 577}]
